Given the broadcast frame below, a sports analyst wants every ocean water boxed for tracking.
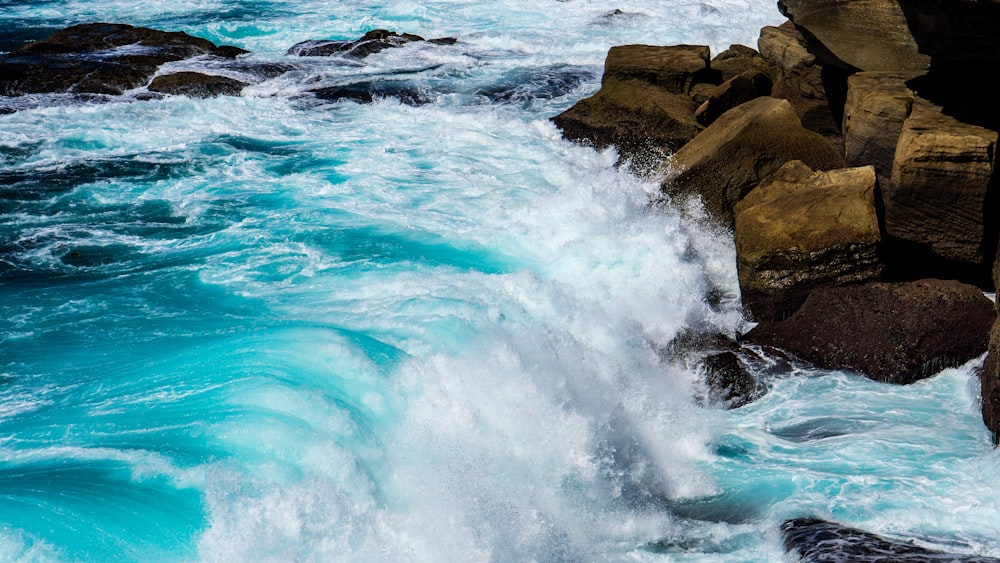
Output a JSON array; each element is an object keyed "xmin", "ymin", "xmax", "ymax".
[{"xmin": 1, "ymin": 1, "xmax": 999, "ymax": 561}]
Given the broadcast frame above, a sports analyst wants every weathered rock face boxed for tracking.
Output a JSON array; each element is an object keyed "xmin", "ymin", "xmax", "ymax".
[
  {"xmin": 842, "ymin": 71, "xmax": 921, "ymax": 188},
  {"xmin": 695, "ymin": 69, "xmax": 772, "ymax": 127},
  {"xmin": 148, "ymin": 72, "xmax": 247, "ymax": 98},
  {"xmin": 884, "ymin": 99, "xmax": 998, "ymax": 267},
  {"xmin": 701, "ymin": 351, "xmax": 762, "ymax": 409},
  {"xmin": 734, "ymin": 161, "xmax": 882, "ymax": 322},
  {"xmin": 662, "ymin": 96, "xmax": 842, "ymax": 225},
  {"xmin": 551, "ymin": 44, "xmax": 715, "ymax": 163},
  {"xmin": 782, "ymin": 518, "xmax": 1000, "ymax": 563},
  {"xmin": 758, "ymin": 23, "xmax": 843, "ymax": 140},
  {"xmin": 776, "ymin": 0, "xmax": 931, "ymax": 72},
  {"xmin": 710, "ymin": 44, "xmax": 775, "ymax": 84},
  {"xmin": 983, "ymin": 319, "xmax": 1000, "ymax": 439},
  {"xmin": 0, "ymin": 23, "xmax": 246, "ymax": 96},
  {"xmin": 286, "ymin": 29, "xmax": 456, "ymax": 59},
  {"xmin": 743, "ymin": 279, "xmax": 995, "ymax": 384}
]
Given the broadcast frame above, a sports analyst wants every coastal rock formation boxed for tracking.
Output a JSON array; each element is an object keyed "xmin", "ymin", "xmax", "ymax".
[
  {"xmin": 781, "ymin": 518, "xmax": 1000, "ymax": 562},
  {"xmin": 842, "ymin": 71, "xmax": 920, "ymax": 187},
  {"xmin": 776, "ymin": 0, "xmax": 930, "ymax": 72},
  {"xmin": 734, "ymin": 161, "xmax": 882, "ymax": 322},
  {"xmin": 551, "ymin": 44, "xmax": 714, "ymax": 162},
  {"xmin": 743, "ymin": 279, "xmax": 995, "ymax": 384},
  {"xmin": 0, "ymin": 23, "xmax": 246, "ymax": 96},
  {"xmin": 148, "ymin": 72, "xmax": 247, "ymax": 98},
  {"xmin": 701, "ymin": 351, "xmax": 762, "ymax": 409},
  {"xmin": 695, "ymin": 69, "xmax": 772, "ymax": 126},
  {"xmin": 884, "ymin": 100, "xmax": 998, "ymax": 267},
  {"xmin": 662, "ymin": 96, "xmax": 842, "ymax": 225},
  {"xmin": 286, "ymin": 29, "xmax": 457, "ymax": 59},
  {"xmin": 710, "ymin": 44, "xmax": 775, "ymax": 84},
  {"xmin": 758, "ymin": 23, "xmax": 843, "ymax": 140}
]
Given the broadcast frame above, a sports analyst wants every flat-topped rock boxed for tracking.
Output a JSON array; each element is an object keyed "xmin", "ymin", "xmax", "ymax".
[
  {"xmin": 602, "ymin": 44, "xmax": 716, "ymax": 95},
  {"xmin": 735, "ymin": 161, "xmax": 882, "ymax": 322}
]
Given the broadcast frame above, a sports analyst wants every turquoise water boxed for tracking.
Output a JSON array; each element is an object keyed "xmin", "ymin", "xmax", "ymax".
[{"xmin": 2, "ymin": 1, "xmax": 999, "ymax": 561}]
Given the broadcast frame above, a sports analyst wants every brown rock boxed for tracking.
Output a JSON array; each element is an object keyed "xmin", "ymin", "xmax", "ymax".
[
  {"xmin": 777, "ymin": 0, "xmax": 931, "ymax": 72},
  {"xmin": 602, "ymin": 44, "xmax": 717, "ymax": 95},
  {"xmin": 982, "ymin": 319, "xmax": 1000, "ymax": 439},
  {"xmin": 884, "ymin": 99, "xmax": 998, "ymax": 266},
  {"xmin": 743, "ymin": 279, "xmax": 995, "ymax": 384},
  {"xmin": 842, "ymin": 71, "xmax": 921, "ymax": 188},
  {"xmin": 695, "ymin": 69, "xmax": 772, "ymax": 126},
  {"xmin": 734, "ymin": 161, "xmax": 882, "ymax": 322},
  {"xmin": 662, "ymin": 96, "xmax": 842, "ymax": 225},
  {"xmin": 551, "ymin": 78, "xmax": 700, "ymax": 163},
  {"xmin": 711, "ymin": 44, "xmax": 775, "ymax": 84}
]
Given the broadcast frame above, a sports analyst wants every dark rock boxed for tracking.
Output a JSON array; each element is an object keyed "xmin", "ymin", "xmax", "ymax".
[
  {"xmin": 734, "ymin": 161, "xmax": 882, "ymax": 322},
  {"xmin": 983, "ymin": 318, "xmax": 1000, "ymax": 440},
  {"xmin": 311, "ymin": 80, "xmax": 426, "ymax": 105},
  {"xmin": 743, "ymin": 279, "xmax": 995, "ymax": 384},
  {"xmin": 781, "ymin": 518, "xmax": 1000, "ymax": 562},
  {"xmin": 842, "ymin": 71, "xmax": 921, "ymax": 189},
  {"xmin": 695, "ymin": 69, "xmax": 772, "ymax": 126},
  {"xmin": 896, "ymin": 2, "xmax": 1000, "ymax": 70},
  {"xmin": 884, "ymin": 99, "xmax": 998, "ymax": 268},
  {"xmin": 661, "ymin": 96, "xmax": 842, "ymax": 226},
  {"xmin": 287, "ymin": 29, "xmax": 454, "ymax": 59},
  {"xmin": 701, "ymin": 351, "xmax": 761, "ymax": 409},
  {"xmin": 148, "ymin": 72, "xmax": 246, "ymax": 97},
  {"xmin": 0, "ymin": 23, "xmax": 247, "ymax": 96}
]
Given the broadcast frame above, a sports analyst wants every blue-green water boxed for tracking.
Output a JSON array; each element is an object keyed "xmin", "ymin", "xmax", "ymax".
[{"xmin": 1, "ymin": 1, "xmax": 999, "ymax": 561}]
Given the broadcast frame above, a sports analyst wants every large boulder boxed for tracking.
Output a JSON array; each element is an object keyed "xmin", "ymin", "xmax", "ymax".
[
  {"xmin": 661, "ymin": 96, "xmax": 842, "ymax": 225},
  {"xmin": 734, "ymin": 161, "xmax": 882, "ymax": 322},
  {"xmin": 286, "ymin": 29, "xmax": 456, "ymax": 59},
  {"xmin": 884, "ymin": 99, "xmax": 998, "ymax": 267},
  {"xmin": 552, "ymin": 45, "xmax": 717, "ymax": 163},
  {"xmin": 842, "ymin": 71, "xmax": 921, "ymax": 188},
  {"xmin": 743, "ymin": 279, "xmax": 995, "ymax": 384},
  {"xmin": 776, "ymin": 0, "xmax": 931, "ymax": 72},
  {"xmin": 758, "ymin": 23, "xmax": 843, "ymax": 140},
  {"xmin": 148, "ymin": 72, "xmax": 247, "ymax": 98},
  {"xmin": 710, "ymin": 44, "xmax": 776, "ymax": 84},
  {"xmin": 695, "ymin": 69, "xmax": 772, "ymax": 127},
  {"xmin": 0, "ymin": 23, "xmax": 246, "ymax": 96}
]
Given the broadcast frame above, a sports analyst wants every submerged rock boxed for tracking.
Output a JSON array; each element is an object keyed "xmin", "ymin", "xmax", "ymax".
[
  {"xmin": 734, "ymin": 161, "xmax": 882, "ymax": 322},
  {"xmin": 781, "ymin": 518, "xmax": 1000, "ymax": 562},
  {"xmin": 0, "ymin": 23, "xmax": 246, "ymax": 96},
  {"xmin": 287, "ymin": 29, "xmax": 456, "ymax": 59},
  {"xmin": 148, "ymin": 72, "xmax": 247, "ymax": 97},
  {"xmin": 743, "ymin": 279, "xmax": 995, "ymax": 384},
  {"xmin": 662, "ymin": 96, "xmax": 842, "ymax": 226}
]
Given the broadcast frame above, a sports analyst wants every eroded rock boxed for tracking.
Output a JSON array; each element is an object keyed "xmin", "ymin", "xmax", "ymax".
[
  {"xmin": 734, "ymin": 161, "xmax": 882, "ymax": 322},
  {"xmin": 148, "ymin": 72, "xmax": 247, "ymax": 97}
]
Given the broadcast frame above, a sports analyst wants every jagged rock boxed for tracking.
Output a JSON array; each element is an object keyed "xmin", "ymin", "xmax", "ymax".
[
  {"xmin": 842, "ymin": 71, "xmax": 921, "ymax": 188},
  {"xmin": 884, "ymin": 99, "xmax": 998, "ymax": 267},
  {"xmin": 0, "ymin": 23, "xmax": 246, "ymax": 96},
  {"xmin": 286, "ymin": 29, "xmax": 455, "ymax": 59},
  {"xmin": 551, "ymin": 78, "xmax": 700, "ymax": 163},
  {"xmin": 148, "ymin": 72, "xmax": 247, "ymax": 97},
  {"xmin": 734, "ymin": 161, "xmax": 882, "ymax": 322},
  {"xmin": 310, "ymin": 80, "xmax": 426, "ymax": 105},
  {"xmin": 601, "ymin": 44, "xmax": 717, "ymax": 95},
  {"xmin": 695, "ymin": 69, "xmax": 772, "ymax": 126},
  {"xmin": 781, "ymin": 518, "xmax": 1000, "ymax": 562},
  {"xmin": 661, "ymin": 96, "xmax": 842, "ymax": 225},
  {"xmin": 776, "ymin": 0, "xmax": 931, "ymax": 72},
  {"xmin": 701, "ymin": 351, "xmax": 762, "ymax": 409},
  {"xmin": 758, "ymin": 23, "xmax": 843, "ymax": 141},
  {"xmin": 743, "ymin": 279, "xmax": 995, "ymax": 384}
]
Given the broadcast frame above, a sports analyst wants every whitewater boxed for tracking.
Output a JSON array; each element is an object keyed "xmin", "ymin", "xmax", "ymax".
[{"xmin": 1, "ymin": 0, "xmax": 999, "ymax": 561}]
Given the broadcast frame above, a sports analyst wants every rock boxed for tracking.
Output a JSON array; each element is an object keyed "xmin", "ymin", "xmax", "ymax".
[
  {"xmin": 661, "ymin": 96, "xmax": 842, "ymax": 225},
  {"xmin": 884, "ymin": 99, "xmax": 998, "ymax": 267},
  {"xmin": 148, "ymin": 72, "xmax": 246, "ymax": 97},
  {"xmin": 842, "ymin": 71, "xmax": 921, "ymax": 188},
  {"xmin": 287, "ymin": 29, "xmax": 456, "ymax": 59},
  {"xmin": 734, "ymin": 161, "xmax": 882, "ymax": 322},
  {"xmin": 551, "ymin": 78, "xmax": 700, "ymax": 164},
  {"xmin": 893, "ymin": 2, "xmax": 1000, "ymax": 70},
  {"xmin": 710, "ymin": 44, "xmax": 775, "ymax": 84},
  {"xmin": 701, "ymin": 351, "xmax": 762, "ymax": 409},
  {"xmin": 0, "ymin": 23, "xmax": 246, "ymax": 96},
  {"xmin": 983, "ymin": 319, "xmax": 1000, "ymax": 440},
  {"xmin": 601, "ymin": 44, "xmax": 717, "ymax": 95},
  {"xmin": 776, "ymin": 0, "xmax": 931, "ymax": 72},
  {"xmin": 743, "ymin": 279, "xmax": 995, "ymax": 384},
  {"xmin": 310, "ymin": 80, "xmax": 426, "ymax": 105},
  {"xmin": 695, "ymin": 69, "xmax": 772, "ymax": 126},
  {"xmin": 758, "ymin": 23, "xmax": 845, "ymax": 141},
  {"xmin": 781, "ymin": 518, "xmax": 1000, "ymax": 562}
]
